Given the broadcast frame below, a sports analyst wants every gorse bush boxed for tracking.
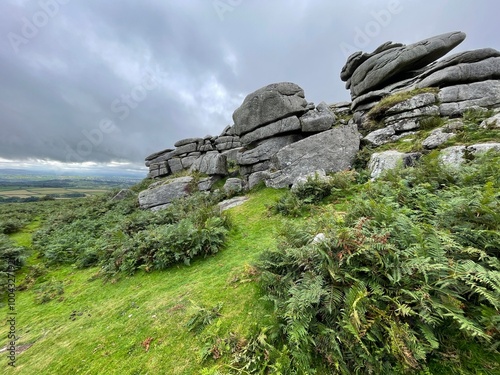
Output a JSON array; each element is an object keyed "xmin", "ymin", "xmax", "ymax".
[
  {"xmin": 257, "ymin": 151, "xmax": 500, "ymax": 374},
  {"xmin": 33, "ymin": 189, "xmax": 229, "ymax": 277}
]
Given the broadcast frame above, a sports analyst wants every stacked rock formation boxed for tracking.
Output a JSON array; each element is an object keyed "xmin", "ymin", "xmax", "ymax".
[
  {"xmin": 140, "ymin": 31, "xmax": 500, "ymax": 209},
  {"xmin": 342, "ymin": 31, "xmax": 500, "ymax": 113},
  {"xmin": 145, "ymin": 127, "xmax": 242, "ymax": 181},
  {"xmin": 232, "ymin": 82, "xmax": 357, "ymax": 189},
  {"xmin": 144, "ymin": 81, "xmax": 355, "ymax": 191}
]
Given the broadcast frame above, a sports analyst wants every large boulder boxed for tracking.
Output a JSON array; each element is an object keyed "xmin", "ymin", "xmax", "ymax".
[
  {"xmin": 439, "ymin": 143, "xmax": 500, "ymax": 167},
  {"xmin": 368, "ymin": 151, "xmax": 420, "ymax": 179},
  {"xmin": 341, "ymin": 42, "xmax": 404, "ymax": 82},
  {"xmin": 190, "ymin": 152, "xmax": 228, "ymax": 175},
  {"xmin": 232, "ymin": 82, "xmax": 308, "ymax": 136},
  {"xmin": 300, "ymin": 102, "xmax": 336, "ymax": 133},
  {"xmin": 266, "ymin": 124, "xmax": 361, "ymax": 188},
  {"xmin": 349, "ymin": 31, "xmax": 466, "ymax": 98},
  {"xmin": 438, "ymin": 80, "xmax": 500, "ymax": 116},
  {"xmin": 138, "ymin": 176, "xmax": 195, "ymax": 209}
]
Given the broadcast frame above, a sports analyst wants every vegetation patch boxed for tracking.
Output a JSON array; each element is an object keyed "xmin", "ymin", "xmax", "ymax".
[
  {"xmin": 367, "ymin": 87, "xmax": 439, "ymax": 121},
  {"xmin": 254, "ymin": 151, "xmax": 500, "ymax": 374}
]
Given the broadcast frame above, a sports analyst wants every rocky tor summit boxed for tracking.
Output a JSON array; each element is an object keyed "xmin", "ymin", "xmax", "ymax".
[{"xmin": 140, "ymin": 31, "xmax": 500, "ymax": 210}]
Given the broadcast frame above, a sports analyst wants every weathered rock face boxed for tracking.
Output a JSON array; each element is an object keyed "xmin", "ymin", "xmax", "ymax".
[
  {"xmin": 237, "ymin": 134, "xmax": 303, "ymax": 166},
  {"xmin": 438, "ymin": 80, "xmax": 500, "ymax": 116},
  {"xmin": 142, "ymin": 30, "xmax": 500, "ymax": 200},
  {"xmin": 190, "ymin": 152, "xmax": 228, "ymax": 175},
  {"xmin": 300, "ymin": 102, "xmax": 336, "ymax": 133},
  {"xmin": 239, "ymin": 116, "xmax": 301, "ymax": 145},
  {"xmin": 439, "ymin": 143, "xmax": 500, "ymax": 167},
  {"xmin": 232, "ymin": 82, "xmax": 308, "ymax": 136},
  {"xmin": 138, "ymin": 176, "xmax": 195, "ymax": 209},
  {"xmin": 368, "ymin": 151, "xmax": 421, "ymax": 179},
  {"xmin": 266, "ymin": 124, "xmax": 361, "ymax": 188},
  {"xmin": 348, "ymin": 32, "xmax": 466, "ymax": 98}
]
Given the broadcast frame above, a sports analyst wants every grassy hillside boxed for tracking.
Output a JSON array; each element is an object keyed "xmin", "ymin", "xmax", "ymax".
[
  {"xmin": 1, "ymin": 126, "xmax": 499, "ymax": 373},
  {"xmin": 0, "ymin": 189, "xmax": 286, "ymax": 374}
]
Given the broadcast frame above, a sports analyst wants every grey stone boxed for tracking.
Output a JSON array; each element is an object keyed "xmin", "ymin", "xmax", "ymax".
[
  {"xmin": 391, "ymin": 119, "xmax": 421, "ymax": 132},
  {"xmin": 146, "ymin": 150, "xmax": 176, "ymax": 166},
  {"xmin": 174, "ymin": 138, "xmax": 203, "ymax": 147},
  {"xmin": 237, "ymin": 134, "xmax": 302, "ymax": 166},
  {"xmin": 384, "ymin": 105, "xmax": 440, "ymax": 124},
  {"xmin": 467, "ymin": 143, "xmax": 500, "ymax": 155},
  {"xmin": 111, "ymin": 189, "xmax": 132, "ymax": 201},
  {"xmin": 440, "ymin": 143, "xmax": 500, "ymax": 167},
  {"xmin": 222, "ymin": 147, "xmax": 244, "ymax": 163},
  {"xmin": 216, "ymin": 141, "xmax": 241, "ymax": 151},
  {"xmin": 138, "ymin": 176, "xmax": 195, "ymax": 209},
  {"xmin": 145, "ymin": 148, "xmax": 174, "ymax": 161},
  {"xmin": 223, "ymin": 178, "xmax": 244, "ymax": 194},
  {"xmin": 200, "ymin": 142, "xmax": 215, "ymax": 152},
  {"xmin": 480, "ymin": 113, "xmax": 500, "ymax": 128},
  {"xmin": 340, "ymin": 42, "xmax": 404, "ymax": 81},
  {"xmin": 232, "ymin": 82, "xmax": 308, "ymax": 136},
  {"xmin": 173, "ymin": 142, "xmax": 198, "ymax": 156},
  {"xmin": 351, "ymin": 89, "xmax": 390, "ymax": 112},
  {"xmin": 416, "ymin": 57, "xmax": 500, "ymax": 89},
  {"xmin": 167, "ymin": 158, "xmax": 184, "ymax": 174},
  {"xmin": 198, "ymin": 176, "xmax": 221, "ymax": 192},
  {"xmin": 364, "ymin": 126, "xmax": 396, "ymax": 146},
  {"xmin": 218, "ymin": 196, "xmax": 249, "ymax": 212},
  {"xmin": 181, "ymin": 155, "xmax": 199, "ymax": 169},
  {"xmin": 417, "ymin": 48, "xmax": 500, "ymax": 79},
  {"xmin": 422, "ymin": 128, "xmax": 456, "ymax": 149},
  {"xmin": 220, "ymin": 125, "xmax": 233, "ymax": 136},
  {"xmin": 368, "ymin": 151, "xmax": 421, "ymax": 179},
  {"xmin": 300, "ymin": 102, "xmax": 336, "ymax": 132},
  {"xmin": 439, "ymin": 146, "xmax": 466, "ymax": 166},
  {"xmin": 240, "ymin": 161, "xmax": 271, "ymax": 176},
  {"xmin": 368, "ymin": 151, "xmax": 405, "ymax": 179},
  {"xmin": 190, "ymin": 151, "xmax": 228, "ymax": 175},
  {"xmin": 329, "ymin": 101, "xmax": 352, "ymax": 117},
  {"xmin": 438, "ymin": 80, "xmax": 500, "ymax": 116},
  {"xmin": 248, "ymin": 171, "xmax": 270, "ymax": 190},
  {"xmin": 349, "ymin": 31, "xmax": 466, "ymax": 98},
  {"xmin": 266, "ymin": 124, "xmax": 360, "ymax": 188},
  {"xmin": 215, "ymin": 136, "xmax": 237, "ymax": 144},
  {"xmin": 239, "ymin": 116, "xmax": 301, "ymax": 145},
  {"xmin": 385, "ymin": 93, "xmax": 437, "ymax": 115}
]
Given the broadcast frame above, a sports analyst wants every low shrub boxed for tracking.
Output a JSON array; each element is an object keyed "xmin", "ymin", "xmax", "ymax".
[{"xmin": 256, "ymin": 151, "xmax": 500, "ymax": 373}]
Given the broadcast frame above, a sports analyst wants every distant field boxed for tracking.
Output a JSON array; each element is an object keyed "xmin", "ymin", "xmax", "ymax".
[{"xmin": 0, "ymin": 187, "xmax": 110, "ymax": 198}]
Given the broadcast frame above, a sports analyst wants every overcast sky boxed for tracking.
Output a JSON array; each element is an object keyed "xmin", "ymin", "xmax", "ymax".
[{"xmin": 1, "ymin": 0, "xmax": 499, "ymax": 174}]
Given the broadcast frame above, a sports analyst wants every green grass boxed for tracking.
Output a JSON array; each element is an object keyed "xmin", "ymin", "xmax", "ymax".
[{"xmin": 0, "ymin": 188, "xmax": 285, "ymax": 374}]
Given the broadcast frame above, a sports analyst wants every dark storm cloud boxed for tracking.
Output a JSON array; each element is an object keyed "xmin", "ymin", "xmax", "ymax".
[{"xmin": 1, "ymin": 0, "xmax": 499, "ymax": 168}]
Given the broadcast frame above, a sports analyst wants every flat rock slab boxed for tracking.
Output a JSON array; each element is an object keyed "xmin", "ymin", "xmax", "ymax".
[
  {"xmin": 438, "ymin": 80, "xmax": 500, "ymax": 116},
  {"xmin": 218, "ymin": 196, "xmax": 249, "ymax": 212},
  {"xmin": 138, "ymin": 176, "xmax": 195, "ymax": 209},
  {"xmin": 350, "ymin": 31, "xmax": 465, "ymax": 98},
  {"xmin": 239, "ymin": 116, "xmax": 301, "ymax": 145},
  {"xmin": 190, "ymin": 152, "xmax": 228, "ymax": 175},
  {"xmin": 266, "ymin": 124, "xmax": 361, "ymax": 188}
]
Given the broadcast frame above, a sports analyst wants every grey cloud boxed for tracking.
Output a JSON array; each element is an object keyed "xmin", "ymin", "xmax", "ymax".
[{"xmin": 1, "ymin": 0, "xmax": 499, "ymax": 168}]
